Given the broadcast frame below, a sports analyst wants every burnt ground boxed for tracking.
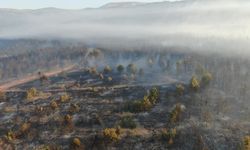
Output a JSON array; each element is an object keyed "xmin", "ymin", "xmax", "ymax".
[{"xmin": 0, "ymin": 68, "xmax": 249, "ymax": 150}]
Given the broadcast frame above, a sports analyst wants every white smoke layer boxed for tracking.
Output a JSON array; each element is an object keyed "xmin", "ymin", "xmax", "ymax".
[{"xmin": 0, "ymin": 0, "xmax": 250, "ymax": 56}]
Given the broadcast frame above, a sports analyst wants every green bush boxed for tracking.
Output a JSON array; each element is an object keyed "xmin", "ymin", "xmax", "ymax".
[
  {"xmin": 127, "ymin": 63, "xmax": 137, "ymax": 74},
  {"xmin": 201, "ymin": 72, "xmax": 212, "ymax": 87},
  {"xmin": 125, "ymin": 96, "xmax": 152, "ymax": 113},
  {"xmin": 103, "ymin": 65, "xmax": 112, "ymax": 73},
  {"xmin": 99, "ymin": 73, "xmax": 104, "ymax": 80},
  {"xmin": 26, "ymin": 88, "xmax": 38, "ymax": 100},
  {"xmin": 50, "ymin": 101, "xmax": 58, "ymax": 110},
  {"xmin": 60, "ymin": 93, "xmax": 70, "ymax": 102},
  {"xmin": 6, "ymin": 130, "xmax": 16, "ymax": 141},
  {"xmin": 119, "ymin": 116, "xmax": 137, "ymax": 129},
  {"xmin": 148, "ymin": 87, "xmax": 159, "ymax": 104},
  {"xmin": 170, "ymin": 103, "xmax": 182, "ymax": 123},
  {"xmin": 89, "ymin": 67, "xmax": 98, "ymax": 75},
  {"xmin": 72, "ymin": 138, "xmax": 81, "ymax": 147},
  {"xmin": 117, "ymin": 65, "xmax": 124, "ymax": 73},
  {"xmin": 176, "ymin": 84, "xmax": 185, "ymax": 96},
  {"xmin": 124, "ymin": 87, "xmax": 159, "ymax": 113},
  {"xmin": 189, "ymin": 76, "xmax": 200, "ymax": 91},
  {"xmin": 103, "ymin": 128, "xmax": 120, "ymax": 142},
  {"xmin": 89, "ymin": 49, "xmax": 102, "ymax": 58},
  {"xmin": 161, "ymin": 128, "xmax": 177, "ymax": 145}
]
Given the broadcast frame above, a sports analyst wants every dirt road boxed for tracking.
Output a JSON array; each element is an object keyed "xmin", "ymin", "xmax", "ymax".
[{"xmin": 0, "ymin": 65, "xmax": 76, "ymax": 91}]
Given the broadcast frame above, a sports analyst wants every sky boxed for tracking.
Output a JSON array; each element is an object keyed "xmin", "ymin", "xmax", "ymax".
[{"xmin": 0, "ymin": 0, "xmax": 178, "ymax": 9}]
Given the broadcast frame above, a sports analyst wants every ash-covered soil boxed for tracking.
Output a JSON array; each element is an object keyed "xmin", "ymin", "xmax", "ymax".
[{"xmin": 0, "ymin": 52, "xmax": 250, "ymax": 150}]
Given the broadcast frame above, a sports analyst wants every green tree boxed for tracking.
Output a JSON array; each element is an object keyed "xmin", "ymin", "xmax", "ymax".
[
  {"xmin": 148, "ymin": 87, "xmax": 159, "ymax": 104},
  {"xmin": 117, "ymin": 65, "xmax": 124, "ymax": 73},
  {"xmin": 127, "ymin": 63, "xmax": 137, "ymax": 74}
]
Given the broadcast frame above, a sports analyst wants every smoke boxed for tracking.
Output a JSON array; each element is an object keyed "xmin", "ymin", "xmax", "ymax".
[{"xmin": 0, "ymin": 0, "xmax": 250, "ymax": 56}]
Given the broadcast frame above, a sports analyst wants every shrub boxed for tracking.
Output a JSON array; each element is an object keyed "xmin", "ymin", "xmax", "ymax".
[
  {"xmin": 170, "ymin": 103, "xmax": 183, "ymax": 123},
  {"xmin": 201, "ymin": 72, "xmax": 212, "ymax": 87},
  {"xmin": 148, "ymin": 87, "xmax": 159, "ymax": 104},
  {"xmin": 103, "ymin": 128, "xmax": 120, "ymax": 142},
  {"xmin": 69, "ymin": 103, "xmax": 80, "ymax": 113},
  {"xmin": 89, "ymin": 49, "xmax": 101, "ymax": 58},
  {"xmin": 60, "ymin": 93, "xmax": 70, "ymax": 102},
  {"xmin": 125, "ymin": 96, "xmax": 152, "ymax": 113},
  {"xmin": 39, "ymin": 74, "xmax": 49, "ymax": 85},
  {"xmin": 26, "ymin": 88, "xmax": 38, "ymax": 100},
  {"xmin": 176, "ymin": 84, "xmax": 185, "ymax": 96},
  {"xmin": 72, "ymin": 138, "xmax": 81, "ymax": 147},
  {"xmin": 127, "ymin": 63, "xmax": 137, "ymax": 74},
  {"xmin": 189, "ymin": 76, "xmax": 200, "ymax": 91},
  {"xmin": 243, "ymin": 136, "xmax": 250, "ymax": 150},
  {"xmin": 117, "ymin": 65, "xmax": 124, "ymax": 73},
  {"xmin": 124, "ymin": 88, "xmax": 159, "ymax": 113},
  {"xmin": 119, "ymin": 116, "xmax": 137, "ymax": 129},
  {"xmin": 141, "ymin": 96, "xmax": 153, "ymax": 111},
  {"xmin": 99, "ymin": 73, "xmax": 104, "ymax": 80},
  {"xmin": 103, "ymin": 65, "xmax": 112, "ymax": 73},
  {"xmin": 116, "ymin": 126, "xmax": 121, "ymax": 135},
  {"xmin": 50, "ymin": 101, "xmax": 58, "ymax": 110},
  {"xmin": 20, "ymin": 123, "xmax": 31, "ymax": 133},
  {"xmin": 161, "ymin": 128, "xmax": 177, "ymax": 145},
  {"xmin": 107, "ymin": 77, "xmax": 113, "ymax": 82},
  {"xmin": 6, "ymin": 130, "xmax": 16, "ymax": 141},
  {"xmin": 64, "ymin": 114, "xmax": 73, "ymax": 124},
  {"xmin": 89, "ymin": 67, "xmax": 98, "ymax": 75}
]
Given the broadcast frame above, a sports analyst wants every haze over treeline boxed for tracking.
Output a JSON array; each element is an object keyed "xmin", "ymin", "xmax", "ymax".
[{"xmin": 0, "ymin": 0, "xmax": 250, "ymax": 56}]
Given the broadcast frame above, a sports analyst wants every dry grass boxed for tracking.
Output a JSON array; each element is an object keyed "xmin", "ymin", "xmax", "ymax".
[
  {"xmin": 3, "ymin": 106, "xmax": 16, "ymax": 113},
  {"xmin": 126, "ymin": 128, "xmax": 151, "ymax": 137}
]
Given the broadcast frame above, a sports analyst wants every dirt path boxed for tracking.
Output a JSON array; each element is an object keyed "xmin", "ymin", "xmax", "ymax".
[{"xmin": 0, "ymin": 65, "xmax": 76, "ymax": 91}]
